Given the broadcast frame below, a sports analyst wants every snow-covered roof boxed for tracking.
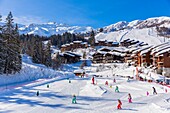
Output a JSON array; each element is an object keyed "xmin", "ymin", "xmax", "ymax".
[
  {"xmin": 65, "ymin": 51, "xmax": 82, "ymax": 57},
  {"xmin": 98, "ymin": 47, "xmax": 115, "ymax": 51},
  {"xmin": 105, "ymin": 51, "xmax": 126, "ymax": 57},
  {"xmin": 111, "ymin": 47, "xmax": 129, "ymax": 53},
  {"xmin": 81, "ymin": 42, "xmax": 88, "ymax": 44},
  {"xmin": 140, "ymin": 47, "xmax": 152, "ymax": 55},
  {"xmin": 132, "ymin": 45, "xmax": 152, "ymax": 54},
  {"xmin": 73, "ymin": 41, "xmax": 82, "ymax": 43},
  {"xmin": 64, "ymin": 52, "xmax": 75, "ymax": 57},
  {"xmin": 65, "ymin": 44, "xmax": 70, "ymax": 46},
  {"xmin": 61, "ymin": 45, "xmax": 66, "ymax": 47},
  {"xmin": 151, "ymin": 42, "xmax": 170, "ymax": 55},
  {"xmin": 73, "ymin": 69, "xmax": 85, "ymax": 73},
  {"xmin": 129, "ymin": 47, "xmax": 139, "ymax": 52},
  {"xmin": 112, "ymin": 42, "xmax": 119, "ymax": 45},
  {"xmin": 97, "ymin": 51, "xmax": 107, "ymax": 55},
  {"xmin": 155, "ymin": 48, "xmax": 170, "ymax": 56}
]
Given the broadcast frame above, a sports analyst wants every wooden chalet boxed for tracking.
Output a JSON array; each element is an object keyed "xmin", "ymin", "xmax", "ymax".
[
  {"xmin": 139, "ymin": 47, "xmax": 153, "ymax": 67},
  {"xmin": 151, "ymin": 42, "xmax": 170, "ymax": 77},
  {"xmin": 74, "ymin": 69, "xmax": 85, "ymax": 77},
  {"xmin": 106, "ymin": 41, "xmax": 113, "ymax": 47},
  {"xmin": 59, "ymin": 51, "xmax": 81, "ymax": 64},
  {"xmin": 60, "ymin": 41, "xmax": 88, "ymax": 52},
  {"xmin": 92, "ymin": 47, "xmax": 127, "ymax": 63},
  {"xmin": 61, "ymin": 45, "xmax": 67, "ymax": 52},
  {"xmin": 97, "ymin": 40, "xmax": 106, "ymax": 46},
  {"xmin": 92, "ymin": 51, "xmax": 106, "ymax": 63},
  {"xmin": 73, "ymin": 41, "xmax": 82, "ymax": 48},
  {"xmin": 120, "ymin": 39, "xmax": 147, "ymax": 47}
]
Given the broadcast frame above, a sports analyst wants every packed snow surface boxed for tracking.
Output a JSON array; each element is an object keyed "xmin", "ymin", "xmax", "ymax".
[{"xmin": 0, "ymin": 55, "xmax": 170, "ymax": 113}]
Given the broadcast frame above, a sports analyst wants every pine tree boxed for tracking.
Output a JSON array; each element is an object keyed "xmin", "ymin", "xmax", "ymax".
[
  {"xmin": 0, "ymin": 15, "xmax": 7, "ymax": 73},
  {"xmin": 88, "ymin": 30, "xmax": 95, "ymax": 46},
  {"xmin": 52, "ymin": 52, "xmax": 62, "ymax": 69},
  {"xmin": 32, "ymin": 38, "xmax": 43, "ymax": 64},
  {"xmin": 0, "ymin": 14, "xmax": 2, "ymax": 31},
  {"xmin": 2, "ymin": 12, "xmax": 22, "ymax": 74},
  {"xmin": 43, "ymin": 41, "xmax": 52, "ymax": 67}
]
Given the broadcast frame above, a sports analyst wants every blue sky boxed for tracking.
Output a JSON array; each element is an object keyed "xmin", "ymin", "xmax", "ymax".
[{"xmin": 0, "ymin": 0, "xmax": 170, "ymax": 28}]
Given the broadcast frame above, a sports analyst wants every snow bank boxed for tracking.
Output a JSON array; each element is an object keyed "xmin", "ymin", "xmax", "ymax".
[
  {"xmin": 79, "ymin": 81, "xmax": 106, "ymax": 97},
  {"xmin": 0, "ymin": 54, "xmax": 74, "ymax": 86}
]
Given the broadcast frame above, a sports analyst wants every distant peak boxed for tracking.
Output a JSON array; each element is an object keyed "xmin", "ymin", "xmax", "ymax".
[{"xmin": 47, "ymin": 22, "xmax": 56, "ymax": 25}]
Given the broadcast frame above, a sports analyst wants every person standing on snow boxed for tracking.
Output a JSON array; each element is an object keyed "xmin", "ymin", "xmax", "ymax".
[
  {"xmin": 72, "ymin": 94, "xmax": 77, "ymax": 104},
  {"xmin": 152, "ymin": 87, "xmax": 157, "ymax": 95},
  {"xmin": 128, "ymin": 93, "xmax": 132, "ymax": 103},
  {"xmin": 117, "ymin": 99, "xmax": 122, "ymax": 109},
  {"xmin": 92, "ymin": 76, "xmax": 95, "ymax": 84},
  {"xmin": 105, "ymin": 81, "xmax": 108, "ymax": 85},
  {"xmin": 147, "ymin": 91, "xmax": 149, "ymax": 96},
  {"xmin": 115, "ymin": 86, "xmax": 119, "ymax": 92},
  {"xmin": 113, "ymin": 78, "xmax": 116, "ymax": 83}
]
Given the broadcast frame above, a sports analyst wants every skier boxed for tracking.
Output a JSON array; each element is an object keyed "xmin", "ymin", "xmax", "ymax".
[
  {"xmin": 47, "ymin": 84, "xmax": 49, "ymax": 88},
  {"xmin": 152, "ymin": 87, "xmax": 157, "ymax": 95},
  {"xmin": 128, "ymin": 93, "xmax": 132, "ymax": 103},
  {"xmin": 147, "ymin": 91, "xmax": 149, "ymax": 96},
  {"xmin": 117, "ymin": 99, "xmax": 122, "ymax": 109},
  {"xmin": 72, "ymin": 94, "xmax": 77, "ymax": 104},
  {"xmin": 113, "ymin": 78, "xmax": 116, "ymax": 83},
  {"xmin": 115, "ymin": 86, "xmax": 119, "ymax": 92},
  {"xmin": 36, "ymin": 91, "xmax": 39, "ymax": 96},
  {"xmin": 105, "ymin": 81, "xmax": 108, "ymax": 85},
  {"xmin": 92, "ymin": 76, "xmax": 95, "ymax": 84}
]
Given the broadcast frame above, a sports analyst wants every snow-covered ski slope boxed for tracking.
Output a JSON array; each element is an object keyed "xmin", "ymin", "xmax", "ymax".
[
  {"xmin": 96, "ymin": 16, "xmax": 170, "ymax": 46},
  {"xmin": 0, "ymin": 58, "xmax": 170, "ymax": 113},
  {"xmin": 95, "ymin": 28, "xmax": 168, "ymax": 46}
]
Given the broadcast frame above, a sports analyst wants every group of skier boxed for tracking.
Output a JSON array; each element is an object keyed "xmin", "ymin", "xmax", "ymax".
[
  {"xmin": 90, "ymin": 76, "xmax": 161, "ymax": 110},
  {"xmin": 71, "ymin": 76, "xmax": 161, "ymax": 110}
]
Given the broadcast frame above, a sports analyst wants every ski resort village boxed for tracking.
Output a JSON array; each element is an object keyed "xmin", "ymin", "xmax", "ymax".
[{"xmin": 0, "ymin": 1, "xmax": 170, "ymax": 113}]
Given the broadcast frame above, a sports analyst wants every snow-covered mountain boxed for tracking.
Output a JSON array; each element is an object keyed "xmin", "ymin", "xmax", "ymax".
[
  {"xmin": 102, "ymin": 16, "xmax": 170, "ymax": 32},
  {"xmin": 96, "ymin": 16, "xmax": 170, "ymax": 46},
  {"xmin": 18, "ymin": 22, "xmax": 93, "ymax": 36}
]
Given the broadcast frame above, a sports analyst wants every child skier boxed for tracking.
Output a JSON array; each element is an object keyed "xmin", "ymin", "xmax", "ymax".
[
  {"xmin": 113, "ymin": 78, "xmax": 116, "ymax": 83},
  {"xmin": 105, "ymin": 81, "xmax": 108, "ymax": 85},
  {"xmin": 128, "ymin": 93, "xmax": 132, "ymax": 103},
  {"xmin": 147, "ymin": 91, "xmax": 149, "ymax": 96},
  {"xmin": 92, "ymin": 76, "xmax": 95, "ymax": 84},
  {"xmin": 115, "ymin": 86, "xmax": 119, "ymax": 92},
  {"xmin": 72, "ymin": 94, "xmax": 77, "ymax": 104},
  {"xmin": 117, "ymin": 99, "xmax": 122, "ymax": 109},
  {"xmin": 152, "ymin": 87, "xmax": 157, "ymax": 95}
]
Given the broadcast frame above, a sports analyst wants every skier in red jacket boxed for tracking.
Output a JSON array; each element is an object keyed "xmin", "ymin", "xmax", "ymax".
[
  {"xmin": 117, "ymin": 99, "xmax": 122, "ymax": 109},
  {"xmin": 92, "ymin": 76, "xmax": 95, "ymax": 84}
]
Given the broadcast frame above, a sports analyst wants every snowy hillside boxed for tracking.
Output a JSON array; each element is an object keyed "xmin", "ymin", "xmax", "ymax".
[
  {"xmin": 96, "ymin": 16, "xmax": 170, "ymax": 45},
  {"xmin": 18, "ymin": 22, "xmax": 93, "ymax": 36}
]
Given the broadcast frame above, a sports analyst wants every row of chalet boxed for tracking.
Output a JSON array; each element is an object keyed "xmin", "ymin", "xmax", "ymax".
[
  {"xmin": 92, "ymin": 41, "xmax": 170, "ymax": 77},
  {"xmin": 95, "ymin": 40, "xmax": 119, "ymax": 47},
  {"xmin": 125, "ymin": 42, "xmax": 170, "ymax": 77},
  {"xmin": 61, "ymin": 41, "xmax": 88, "ymax": 52},
  {"xmin": 92, "ymin": 47, "xmax": 128, "ymax": 63},
  {"xmin": 120, "ymin": 39, "xmax": 148, "ymax": 47},
  {"xmin": 95, "ymin": 38, "xmax": 148, "ymax": 48}
]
